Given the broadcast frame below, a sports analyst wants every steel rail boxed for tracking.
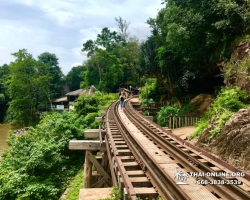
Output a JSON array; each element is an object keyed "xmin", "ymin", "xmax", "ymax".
[
  {"xmin": 113, "ymin": 101, "xmax": 191, "ymax": 200},
  {"xmin": 105, "ymin": 104, "xmax": 137, "ymax": 200},
  {"xmin": 105, "ymin": 135, "xmax": 118, "ymax": 188},
  {"xmin": 125, "ymin": 98, "xmax": 250, "ymax": 200}
]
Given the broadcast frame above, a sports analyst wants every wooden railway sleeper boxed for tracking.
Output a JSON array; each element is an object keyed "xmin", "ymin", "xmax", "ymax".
[
  {"xmin": 187, "ymin": 157, "xmax": 200, "ymax": 167},
  {"xmin": 136, "ymin": 159, "xmax": 147, "ymax": 172},
  {"xmin": 115, "ymin": 106, "xmax": 188, "ymax": 200}
]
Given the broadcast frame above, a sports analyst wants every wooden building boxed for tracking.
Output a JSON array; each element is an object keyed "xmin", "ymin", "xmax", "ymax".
[{"xmin": 52, "ymin": 86, "xmax": 97, "ymax": 111}]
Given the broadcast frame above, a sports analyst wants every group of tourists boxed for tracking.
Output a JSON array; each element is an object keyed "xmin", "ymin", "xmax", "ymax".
[{"xmin": 119, "ymin": 88, "xmax": 139, "ymax": 111}]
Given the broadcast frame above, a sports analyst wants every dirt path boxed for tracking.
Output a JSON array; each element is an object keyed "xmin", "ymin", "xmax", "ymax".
[{"xmin": 171, "ymin": 126, "xmax": 197, "ymax": 145}]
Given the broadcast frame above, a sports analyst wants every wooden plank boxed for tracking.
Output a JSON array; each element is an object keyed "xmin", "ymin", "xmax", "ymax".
[
  {"xmin": 129, "ymin": 177, "xmax": 149, "ymax": 183},
  {"xmin": 95, "ymin": 117, "xmax": 103, "ymax": 122},
  {"xmin": 134, "ymin": 187, "xmax": 157, "ymax": 194},
  {"xmin": 211, "ymin": 166, "xmax": 223, "ymax": 172},
  {"xmin": 69, "ymin": 140, "xmax": 106, "ymax": 150},
  {"xmin": 144, "ymin": 116, "xmax": 153, "ymax": 121},
  {"xmin": 86, "ymin": 151, "xmax": 111, "ymax": 185},
  {"xmin": 126, "ymin": 170, "xmax": 145, "ymax": 176},
  {"xmin": 99, "ymin": 127, "xmax": 103, "ymax": 146},
  {"xmin": 84, "ymin": 129, "xmax": 106, "ymax": 138},
  {"xmin": 79, "ymin": 188, "xmax": 111, "ymax": 200},
  {"xmin": 122, "ymin": 162, "xmax": 139, "ymax": 167},
  {"xmin": 91, "ymin": 177, "xmax": 106, "ymax": 188},
  {"xmin": 100, "ymin": 106, "xmax": 108, "ymax": 111},
  {"xmin": 84, "ymin": 150, "xmax": 92, "ymax": 188}
]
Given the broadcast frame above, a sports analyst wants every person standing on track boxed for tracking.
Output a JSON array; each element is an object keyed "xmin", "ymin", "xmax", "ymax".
[{"xmin": 120, "ymin": 92, "xmax": 126, "ymax": 111}]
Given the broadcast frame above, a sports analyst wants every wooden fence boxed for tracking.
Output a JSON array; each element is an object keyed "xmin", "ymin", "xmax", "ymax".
[{"xmin": 168, "ymin": 116, "xmax": 200, "ymax": 129}]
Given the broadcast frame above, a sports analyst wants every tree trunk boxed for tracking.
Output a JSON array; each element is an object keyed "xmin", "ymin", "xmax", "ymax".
[{"xmin": 97, "ymin": 64, "xmax": 102, "ymax": 82}]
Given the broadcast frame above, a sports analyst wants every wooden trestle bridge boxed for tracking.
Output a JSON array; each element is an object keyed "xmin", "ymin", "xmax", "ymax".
[{"xmin": 69, "ymin": 97, "xmax": 250, "ymax": 200}]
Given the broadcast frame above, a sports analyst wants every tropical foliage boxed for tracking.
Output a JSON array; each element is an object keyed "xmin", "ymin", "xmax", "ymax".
[
  {"xmin": 190, "ymin": 87, "xmax": 247, "ymax": 139},
  {"xmin": 156, "ymin": 106, "xmax": 179, "ymax": 126},
  {"xmin": 0, "ymin": 111, "xmax": 85, "ymax": 199},
  {"xmin": 81, "ymin": 23, "xmax": 141, "ymax": 92},
  {"xmin": 0, "ymin": 64, "xmax": 10, "ymax": 122},
  {"xmin": 139, "ymin": 0, "xmax": 250, "ymax": 103},
  {"xmin": 65, "ymin": 65, "xmax": 85, "ymax": 92},
  {"xmin": 0, "ymin": 92, "xmax": 117, "ymax": 200},
  {"xmin": 6, "ymin": 49, "xmax": 53, "ymax": 126}
]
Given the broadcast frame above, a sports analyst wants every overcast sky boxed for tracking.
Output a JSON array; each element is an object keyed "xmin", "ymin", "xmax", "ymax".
[{"xmin": 0, "ymin": 0, "xmax": 164, "ymax": 75}]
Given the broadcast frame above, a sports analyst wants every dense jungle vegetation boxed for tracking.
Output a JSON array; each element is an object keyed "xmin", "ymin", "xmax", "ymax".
[{"xmin": 1, "ymin": 0, "xmax": 250, "ymax": 199}]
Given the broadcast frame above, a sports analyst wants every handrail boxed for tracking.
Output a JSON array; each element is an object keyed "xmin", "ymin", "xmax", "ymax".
[
  {"xmin": 168, "ymin": 115, "xmax": 200, "ymax": 129},
  {"xmin": 99, "ymin": 125, "xmax": 103, "ymax": 146}
]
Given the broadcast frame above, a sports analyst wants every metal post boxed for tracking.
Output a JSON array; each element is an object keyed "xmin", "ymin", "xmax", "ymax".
[{"xmin": 173, "ymin": 116, "xmax": 175, "ymax": 128}]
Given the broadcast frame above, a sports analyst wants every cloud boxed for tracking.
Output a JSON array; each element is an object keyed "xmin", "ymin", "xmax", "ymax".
[
  {"xmin": 0, "ymin": 0, "xmax": 164, "ymax": 75},
  {"xmin": 71, "ymin": 62, "xmax": 82, "ymax": 67},
  {"xmin": 42, "ymin": 6, "xmax": 75, "ymax": 27}
]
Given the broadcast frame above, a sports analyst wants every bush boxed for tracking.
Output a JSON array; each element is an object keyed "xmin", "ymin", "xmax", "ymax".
[
  {"xmin": 139, "ymin": 78, "xmax": 157, "ymax": 101},
  {"xmin": 0, "ymin": 93, "xmax": 5, "ymax": 104},
  {"xmin": 0, "ymin": 92, "xmax": 117, "ymax": 199},
  {"xmin": 156, "ymin": 106, "xmax": 179, "ymax": 126},
  {"xmin": 74, "ymin": 92, "xmax": 117, "ymax": 116},
  {"xmin": 0, "ymin": 111, "xmax": 86, "ymax": 200},
  {"xmin": 65, "ymin": 168, "xmax": 83, "ymax": 200},
  {"xmin": 189, "ymin": 118, "xmax": 209, "ymax": 139},
  {"xmin": 209, "ymin": 87, "xmax": 247, "ymax": 115},
  {"xmin": 192, "ymin": 86, "xmax": 247, "ymax": 139}
]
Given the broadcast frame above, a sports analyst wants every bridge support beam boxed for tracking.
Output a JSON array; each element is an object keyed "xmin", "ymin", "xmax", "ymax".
[
  {"xmin": 69, "ymin": 140, "xmax": 111, "ymax": 188},
  {"xmin": 86, "ymin": 151, "xmax": 111, "ymax": 187},
  {"xmin": 84, "ymin": 150, "xmax": 92, "ymax": 188},
  {"xmin": 84, "ymin": 129, "xmax": 106, "ymax": 138},
  {"xmin": 95, "ymin": 117, "xmax": 104, "ymax": 122}
]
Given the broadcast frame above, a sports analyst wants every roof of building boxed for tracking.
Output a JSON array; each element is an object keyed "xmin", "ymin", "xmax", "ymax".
[
  {"xmin": 118, "ymin": 88, "xmax": 130, "ymax": 92},
  {"xmin": 66, "ymin": 86, "xmax": 98, "ymax": 96},
  {"xmin": 53, "ymin": 96, "xmax": 67, "ymax": 102},
  {"xmin": 65, "ymin": 89, "xmax": 84, "ymax": 96}
]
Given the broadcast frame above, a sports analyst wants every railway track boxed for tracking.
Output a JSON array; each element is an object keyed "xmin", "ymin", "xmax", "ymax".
[{"xmin": 104, "ymin": 97, "xmax": 250, "ymax": 200}]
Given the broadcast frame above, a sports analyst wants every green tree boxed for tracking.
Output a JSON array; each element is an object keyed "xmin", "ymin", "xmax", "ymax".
[
  {"xmin": 138, "ymin": 0, "xmax": 250, "ymax": 101},
  {"xmin": 38, "ymin": 52, "xmax": 64, "ymax": 97},
  {"xmin": 118, "ymin": 37, "xmax": 140, "ymax": 89},
  {"xmin": 81, "ymin": 23, "xmax": 140, "ymax": 92},
  {"xmin": 0, "ymin": 64, "xmax": 10, "ymax": 122},
  {"xmin": 65, "ymin": 65, "xmax": 85, "ymax": 91},
  {"xmin": 81, "ymin": 28, "xmax": 126, "ymax": 92},
  {"xmin": 159, "ymin": 0, "xmax": 250, "ymax": 93},
  {"xmin": 82, "ymin": 27, "xmax": 125, "ymax": 57},
  {"xmin": 6, "ymin": 49, "xmax": 52, "ymax": 126}
]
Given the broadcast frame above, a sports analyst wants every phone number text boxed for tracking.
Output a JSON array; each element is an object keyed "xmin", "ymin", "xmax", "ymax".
[{"xmin": 194, "ymin": 179, "xmax": 242, "ymax": 185}]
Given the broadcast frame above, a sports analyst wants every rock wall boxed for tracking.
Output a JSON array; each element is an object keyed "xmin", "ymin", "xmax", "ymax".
[
  {"xmin": 224, "ymin": 41, "xmax": 250, "ymax": 95},
  {"xmin": 189, "ymin": 94, "xmax": 213, "ymax": 116},
  {"xmin": 200, "ymin": 108, "xmax": 250, "ymax": 171}
]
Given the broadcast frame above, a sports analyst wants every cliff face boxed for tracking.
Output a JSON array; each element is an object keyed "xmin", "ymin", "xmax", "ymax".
[
  {"xmin": 223, "ymin": 41, "xmax": 250, "ymax": 95},
  {"xmin": 194, "ymin": 40, "xmax": 250, "ymax": 172},
  {"xmin": 216, "ymin": 108, "xmax": 250, "ymax": 170},
  {"xmin": 199, "ymin": 108, "xmax": 250, "ymax": 171}
]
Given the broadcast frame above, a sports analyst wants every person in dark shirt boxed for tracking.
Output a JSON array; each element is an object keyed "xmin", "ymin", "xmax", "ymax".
[{"xmin": 119, "ymin": 92, "xmax": 126, "ymax": 111}]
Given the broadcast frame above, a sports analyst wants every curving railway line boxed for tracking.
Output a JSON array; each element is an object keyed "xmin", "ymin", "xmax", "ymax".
[{"xmin": 104, "ymin": 97, "xmax": 250, "ymax": 200}]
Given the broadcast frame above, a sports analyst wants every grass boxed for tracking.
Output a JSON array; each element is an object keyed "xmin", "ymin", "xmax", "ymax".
[{"xmin": 65, "ymin": 167, "xmax": 84, "ymax": 200}]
